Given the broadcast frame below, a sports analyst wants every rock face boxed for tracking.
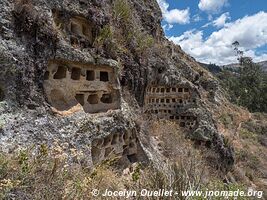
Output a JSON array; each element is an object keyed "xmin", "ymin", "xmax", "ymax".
[
  {"xmin": 0, "ymin": 0, "xmax": 234, "ymax": 171},
  {"xmin": 44, "ymin": 59, "xmax": 121, "ymax": 114}
]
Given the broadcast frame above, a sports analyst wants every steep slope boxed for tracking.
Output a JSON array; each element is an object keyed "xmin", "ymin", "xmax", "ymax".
[{"xmin": 0, "ymin": 0, "xmax": 235, "ymax": 180}]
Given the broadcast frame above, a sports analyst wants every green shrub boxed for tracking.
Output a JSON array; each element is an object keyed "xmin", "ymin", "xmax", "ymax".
[
  {"xmin": 113, "ymin": 0, "xmax": 131, "ymax": 23},
  {"xmin": 136, "ymin": 32, "xmax": 154, "ymax": 54},
  {"xmin": 219, "ymin": 113, "xmax": 233, "ymax": 128},
  {"xmin": 239, "ymin": 129, "xmax": 257, "ymax": 141},
  {"xmin": 95, "ymin": 25, "xmax": 113, "ymax": 46}
]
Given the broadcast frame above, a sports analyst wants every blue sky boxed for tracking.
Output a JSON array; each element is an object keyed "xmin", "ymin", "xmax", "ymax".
[{"xmin": 157, "ymin": 0, "xmax": 267, "ymax": 65}]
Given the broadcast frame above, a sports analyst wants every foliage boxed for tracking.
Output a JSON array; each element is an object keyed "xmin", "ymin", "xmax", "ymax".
[
  {"xmin": 112, "ymin": 0, "xmax": 155, "ymax": 56},
  {"xmin": 0, "ymin": 145, "xmax": 122, "ymax": 199},
  {"xmin": 135, "ymin": 32, "xmax": 154, "ymax": 55},
  {"xmin": 201, "ymin": 63, "xmax": 222, "ymax": 74},
  {"xmin": 219, "ymin": 113, "xmax": 233, "ymax": 128},
  {"xmin": 95, "ymin": 25, "xmax": 113, "ymax": 46},
  {"xmin": 239, "ymin": 128, "xmax": 257, "ymax": 141},
  {"xmin": 0, "ymin": 140, "xmax": 253, "ymax": 199},
  {"xmin": 131, "ymin": 163, "xmax": 141, "ymax": 182},
  {"xmin": 113, "ymin": 0, "xmax": 131, "ymax": 23},
  {"xmin": 217, "ymin": 49, "xmax": 267, "ymax": 113}
]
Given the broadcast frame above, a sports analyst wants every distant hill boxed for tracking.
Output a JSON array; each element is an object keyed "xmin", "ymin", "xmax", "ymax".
[
  {"xmin": 198, "ymin": 62, "xmax": 222, "ymax": 74},
  {"xmin": 199, "ymin": 61, "xmax": 267, "ymax": 74},
  {"xmin": 257, "ymin": 61, "xmax": 267, "ymax": 71},
  {"xmin": 223, "ymin": 60, "xmax": 267, "ymax": 72}
]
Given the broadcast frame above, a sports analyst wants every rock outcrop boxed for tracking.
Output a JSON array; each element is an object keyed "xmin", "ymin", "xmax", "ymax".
[{"xmin": 0, "ymin": 0, "xmax": 234, "ymax": 171}]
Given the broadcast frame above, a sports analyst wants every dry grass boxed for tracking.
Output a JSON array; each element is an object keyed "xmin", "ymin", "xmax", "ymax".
[
  {"xmin": 0, "ymin": 120, "xmax": 249, "ymax": 199},
  {"xmin": 0, "ymin": 144, "xmax": 125, "ymax": 199}
]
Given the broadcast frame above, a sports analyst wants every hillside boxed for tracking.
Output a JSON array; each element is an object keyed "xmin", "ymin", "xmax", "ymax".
[
  {"xmin": 224, "ymin": 61, "xmax": 267, "ymax": 72},
  {"xmin": 0, "ymin": 0, "xmax": 266, "ymax": 199},
  {"xmin": 199, "ymin": 61, "xmax": 267, "ymax": 74}
]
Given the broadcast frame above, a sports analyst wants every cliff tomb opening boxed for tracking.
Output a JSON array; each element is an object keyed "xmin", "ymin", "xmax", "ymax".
[
  {"xmin": 50, "ymin": 89, "xmax": 69, "ymax": 111},
  {"xmin": 86, "ymin": 70, "xmax": 95, "ymax": 81},
  {"xmin": 87, "ymin": 94, "xmax": 99, "ymax": 104},
  {"xmin": 100, "ymin": 71, "xmax": 109, "ymax": 82},
  {"xmin": 44, "ymin": 60, "xmax": 121, "ymax": 114},
  {"xmin": 75, "ymin": 94, "xmax": 85, "ymax": 106},
  {"xmin": 53, "ymin": 65, "xmax": 67, "ymax": 79},
  {"xmin": 71, "ymin": 67, "xmax": 81, "ymax": 80},
  {"xmin": 44, "ymin": 71, "xmax": 50, "ymax": 80},
  {"xmin": 69, "ymin": 16, "xmax": 93, "ymax": 45},
  {"xmin": 101, "ymin": 94, "xmax": 112, "ymax": 104}
]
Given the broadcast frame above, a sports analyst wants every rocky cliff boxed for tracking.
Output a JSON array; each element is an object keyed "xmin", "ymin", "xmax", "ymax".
[{"xmin": 0, "ymin": 0, "xmax": 234, "ymax": 174}]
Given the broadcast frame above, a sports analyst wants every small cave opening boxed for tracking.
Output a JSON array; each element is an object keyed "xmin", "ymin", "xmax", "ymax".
[
  {"xmin": 158, "ymin": 67, "xmax": 164, "ymax": 74},
  {"xmin": 70, "ymin": 22, "xmax": 81, "ymax": 35},
  {"xmin": 179, "ymin": 122, "xmax": 185, "ymax": 127},
  {"xmin": 100, "ymin": 71, "xmax": 109, "ymax": 82},
  {"xmin": 82, "ymin": 24, "xmax": 90, "ymax": 37},
  {"xmin": 205, "ymin": 141, "xmax": 212, "ymax": 148},
  {"xmin": 87, "ymin": 94, "xmax": 99, "ymax": 104},
  {"xmin": 70, "ymin": 36, "xmax": 79, "ymax": 46},
  {"xmin": 178, "ymin": 88, "xmax": 183, "ymax": 92},
  {"xmin": 104, "ymin": 135, "xmax": 112, "ymax": 146},
  {"xmin": 44, "ymin": 71, "xmax": 50, "ymax": 80},
  {"xmin": 53, "ymin": 66, "xmax": 67, "ymax": 79},
  {"xmin": 100, "ymin": 94, "xmax": 112, "ymax": 104},
  {"xmin": 0, "ymin": 87, "xmax": 5, "ymax": 102},
  {"xmin": 50, "ymin": 89, "xmax": 69, "ymax": 111},
  {"xmin": 86, "ymin": 70, "xmax": 95, "ymax": 81},
  {"xmin": 127, "ymin": 154, "xmax": 138, "ymax": 163},
  {"xmin": 75, "ymin": 94, "xmax": 85, "ymax": 106},
  {"xmin": 129, "ymin": 142, "xmax": 135, "ymax": 148},
  {"xmin": 123, "ymin": 132, "xmax": 130, "ymax": 142},
  {"xmin": 111, "ymin": 134, "xmax": 118, "ymax": 145},
  {"xmin": 71, "ymin": 67, "xmax": 81, "ymax": 80},
  {"xmin": 91, "ymin": 147, "xmax": 101, "ymax": 164}
]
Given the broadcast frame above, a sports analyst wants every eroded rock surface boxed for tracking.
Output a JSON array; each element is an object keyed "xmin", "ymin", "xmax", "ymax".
[{"xmin": 0, "ymin": 0, "xmax": 234, "ymax": 171}]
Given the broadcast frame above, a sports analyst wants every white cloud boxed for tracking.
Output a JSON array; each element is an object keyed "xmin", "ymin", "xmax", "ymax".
[
  {"xmin": 213, "ymin": 12, "xmax": 230, "ymax": 28},
  {"xmin": 164, "ymin": 8, "xmax": 190, "ymax": 24},
  {"xmin": 193, "ymin": 14, "xmax": 202, "ymax": 22},
  {"xmin": 163, "ymin": 24, "xmax": 174, "ymax": 31},
  {"xmin": 169, "ymin": 12, "xmax": 267, "ymax": 65},
  {"xmin": 198, "ymin": 0, "xmax": 228, "ymax": 14},
  {"xmin": 203, "ymin": 12, "xmax": 230, "ymax": 28},
  {"xmin": 157, "ymin": 0, "xmax": 190, "ymax": 24}
]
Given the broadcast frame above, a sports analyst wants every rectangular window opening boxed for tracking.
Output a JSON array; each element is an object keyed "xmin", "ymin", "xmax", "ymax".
[
  {"xmin": 100, "ymin": 71, "xmax": 109, "ymax": 82},
  {"xmin": 86, "ymin": 70, "xmax": 95, "ymax": 81}
]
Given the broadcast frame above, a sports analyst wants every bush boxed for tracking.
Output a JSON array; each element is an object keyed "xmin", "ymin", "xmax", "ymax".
[
  {"xmin": 218, "ymin": 59, "xmax": 267, "ymax": 113},
  {"xmin": 113, "ymin": 0, "xmax": 131, "ymax": 23}
]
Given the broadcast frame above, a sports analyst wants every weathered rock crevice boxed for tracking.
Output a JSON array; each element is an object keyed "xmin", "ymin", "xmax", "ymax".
[{"xmin": 0, "ymin": 0, "xmax": 234, "ymax": 172}]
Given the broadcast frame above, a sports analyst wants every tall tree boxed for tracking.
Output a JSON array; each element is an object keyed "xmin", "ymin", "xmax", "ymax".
[{"xmin": 219, "ymin": 41, "xmax": 267, "ymax": 112}]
